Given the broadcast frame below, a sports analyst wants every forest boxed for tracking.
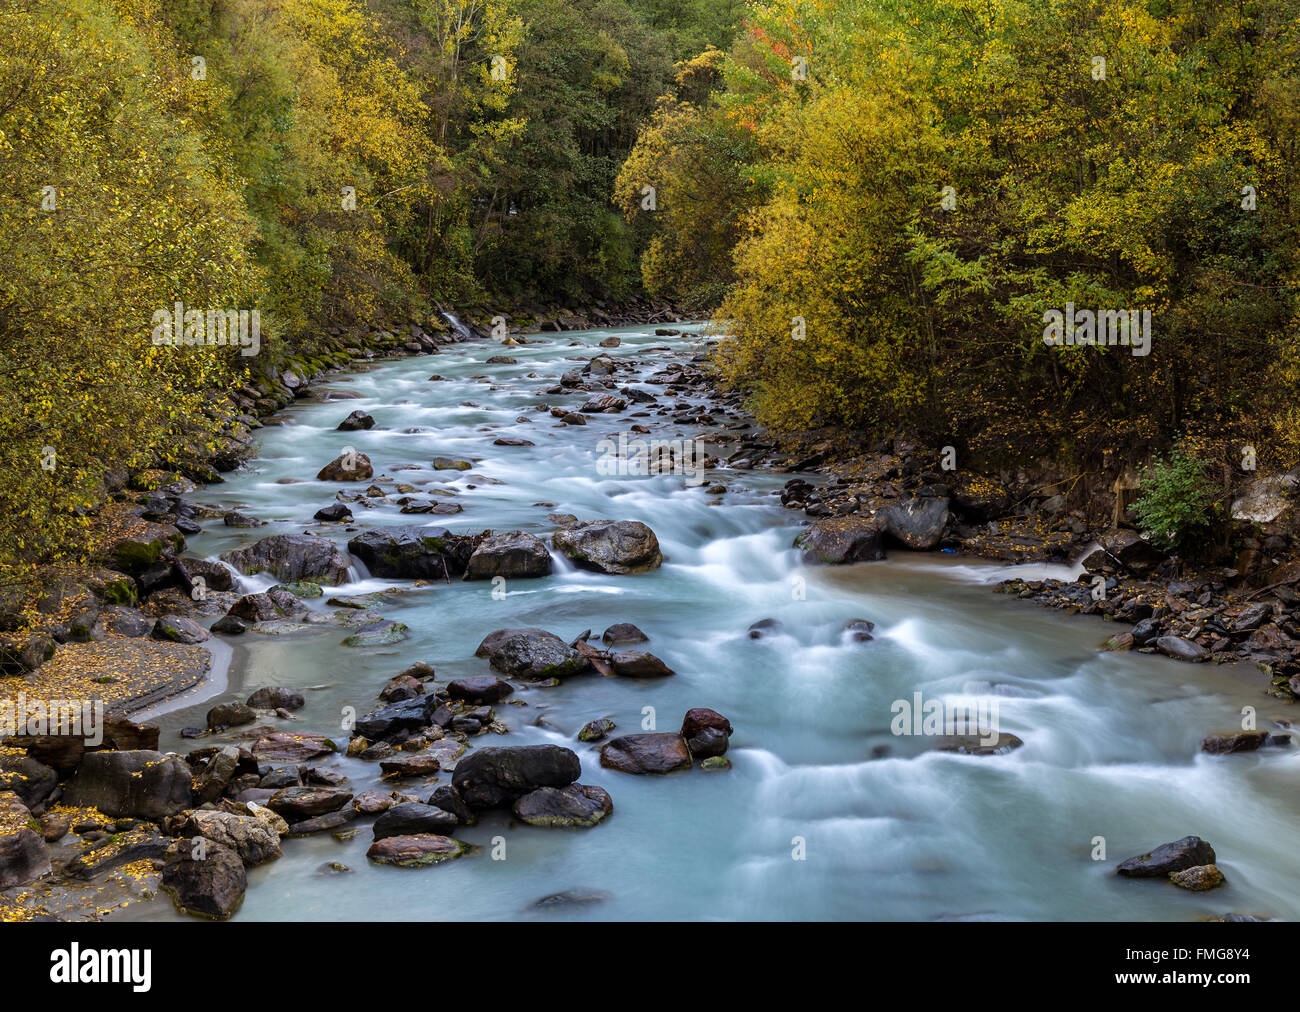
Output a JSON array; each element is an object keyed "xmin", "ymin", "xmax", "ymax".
[{"xmin": 2, "ymin": 0, "xmax": 1299, "ymax": 566}]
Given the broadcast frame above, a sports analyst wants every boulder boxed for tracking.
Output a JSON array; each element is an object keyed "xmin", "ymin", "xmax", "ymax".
[
  {"xmin": 552, "ymin": 520, "xmax": 662, "ymax": 574},
  {"xmin": 879, "ymin": 497, "xmax": 951, "ymax": 551},
  {"xmin": 193, "ymin": 745, "xmax": 241, "ymax": 802},
  {"xmin": 1116, "ymin": 836, "xmax": 1216, "ymax": 877},
  {"xmin": 347, "ymin": 526, "xmax": 474, "ymax": 579},
  {"xmin": 1170, "ymin": 865, "xmax": 1226, "ymax": 891},
  {"xmin": 172, "ymin": 809, "xmax": 281, "ymax": 866},
  {"xmin": 221, "ymin": 534, "xmax": 351, "ymax": 586},
  {"xmin": 599, "ymin": 733, "xmax": 691, "ymax": 774},
  {"xmin": 247, "ymin": 686, "xmax": 305, "ymax": 711},
  {"xmin": 250, "ymin": 730, "xmax": 336, "ymax": 762},
  {"xmin": 266, "ymin": 786, "xmax": 353, "ymax": 821},
  {"xmin": 464, "ymin": 530, "xmax": 553, "ymax": 580},
  {"xmin": 609, "ymin": 650, "xmax": 674, "ymax": 678},
  {"xmin": 354, "ymin": 695, "xmax": 441, "ymax": 739},
  {"xmin": 315, "ymin": 502, "xmax": 354, "ymax": 522},
  {"xmin": 379, "ymin": 754, "xmax": 441, "ymax": 779},
  {"xmin": 151, "ymin": 614, "xmax": 210, "ymax": 644},
  {"xmin": 207, "ymin": 701, "xmax": 255, "ymax": 729},
  {"xmin": 337, "ymin": 410, "xmax": 375, "ymax": 431},
  {"xmin": 1081, "ymin": 529, "xmax": 1163, "ymax": 575},
  {"xmin": 451, "ymin": 744, "xmax": 581, "ymax": 809},
  {"xmin": 1201, "ymin": 730, "xmax": 1269, "ymax": 755},
  {"xmin": 794, "ymin": 516, "xmax": 886, "ymax": 564},
  {"xmin": 0, "ymin": 791, "xmax": 50, "ymax": 888},
  {"xmin": 427, "ymin": 785, "xmax": 473, "ymax": 825},
  {"xmin": 341, "ymin": 620, "xmax": 409, "ymax": 647},
  {"xmin": 372, "ymin": 802, "xmax": 459, "ymax": 840},
  {"xmin": 681, "ymin": 708, "xmax": 733, "ymax": 759},
  {"xmin": 1155, "ymin": 635, "xmax": 1207, "ymax": 661},
  {"xmin": 161, "ymin": 840, "xmax": 246, "ymax": 919},
  {"xmin": 474, "ymin": 627, "xmax": 586, "ymax": 679},
  {"xmin": 601, "ymin": 623, "xmax": 648, "ymax": 645},
  {"xmin": 366, "ymin": 834, "xmax": 467, "ymax": 867},
  {"xmin": 317, "ymin": 452, "xmax": 374, "ymax": 481},
  {"xmin": 64, "ymin": 750, "xmax": 193, "ymax": 819},
  {"xmin": 513, "ymin": 784, "xmax": 612, "ymax": 827},
  {"xmin": 0, "ymin": 754, "xmax": 57, "ymax": 809},
  {"xmin": 447, "ymin": 676, "xmax": 514, "ymax": 704}
]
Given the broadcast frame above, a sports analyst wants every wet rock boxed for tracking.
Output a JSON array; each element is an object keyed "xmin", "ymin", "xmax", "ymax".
[
  {"xmin": 211, "ymin": 614, "xmax": 248, "ymax": 635},
  {"xmin": 578, "ymin": 717, "xmax": 616, "ymax": 743},
  {"xmin": 1130, "ymin": 617, "xmax": 1162, "ymax": 646},
  {"xmin": 355, "ymin": 695, "xmax": 440, "ymax": 739},
  {"xmin": 341, "ymin": 619, "xmax": 409, "ymax": 647},
  {"xmin": 936, "ymin": 733, "xmax": 1023, "ymax": 756},
  {"xmin": 1155, "ymin": 635, "xmax": 1208, "ymax": 661},
  {"xmin": 601, "ymin": 623, "xmax": 648, "ymax": 645},
  {"xmin": 599, "ymin": 733, "xmax": 691, "ymax": 774},
  {"xmin": 1170, "ymin": 864, "xmax": 1225, "ymax": 891},
  {"xmin": 284, "ymin": 808, "xmax": 357, "ymax": 837},
  {"xmin": 700, "ymin": 756, "xmax": 731, "ymax": 771},
  {"xmin": 317, "ymin": 452, "xmax": 374, "ymax": 481},
  {"xmin": 152, "ymin": 614, "xmax": 210, "ymax": 644},
  {"xmin": 580, "ymin": 394, "xmax": 626, "ymax": 413},
  {"xmin": 366, "ymin": 833, "xmax": 467, "ymax": 867},
  {"xmin": 794, "ymin": 516, "xmax": 885, "ymax": 564},
  {"xmin": 879, "ymin": 497, "xmax": 951, "ymax": 551},
  {"xmin": 432, "ymin": 457, "xmax": 472, "ymax": 471},
  {"xmin": 1117, "ymin": 836, "xmax": 1216, "ymax": 877},
  {"xmin": 0, "ymin": 792, "xmax": 50, "ymax": 888},
  {"xmin": 221, "ymin": 534, "xmax": 351, "ymax": 586},
  {"xmin": 194, "ymin": 745, "xmax": 241, "ymax": 802},
  {"xmin": 475, "ymin": 627, "xmax": 586, "ymax": 679},
  {"xmin": 448, "ymin": 675, "xmax": 514, "ymax": 703},
  {"xmin": 247, "ymin": 686, "xmax": 305, "ymax": 711},
  {"xmin": 451, "ymin": 744, "xmax": 581, "ymax": 809},
  {"xmin": 464, "ymin": 530, "xmax": 553, "ymax": 580},
  {"xmin": 379, "ymin": 754, "xmax": 441, "ymax": 779},
  {"xmin": 609, "ymin": 650, "xmax": 674, "ymax": 677},
  {"xmin": 0, "ymin": 754, "xmax": 57, "ymax": 809},
  {"xmin": 372, "ymin": 802, "xmax": 459, "ymax": 840},
  {"xmin": 352, "ymin": 790, "xmax": 396, "ymax": 815},
  {"xmin": 747, "ymin": 618, "xmax": 781, "ymax": 639},
  {"xmin": 950, "ymin": 475, "xmax": 1011, "ymax": 521},
  {"xmin": 552, "ymin": 520, "xmax": 662, "ymax": 574},
  {"xmin": 1201, "ymin": 730, "xmax": 1269, "ymax": 754},
  {"xmin": 161, "ymin": 840, "xmax": 246, "ymax": 919},
  {"xmin": 845, "ymin": 618, "xmax": 875, "ymax": 642},
  {"xmin": 532, "ymin": 888, "xmax": 612, "ymax": 909},
  {"xmin": 266, "ymin": 786, "xmax": 353, "ymax": 821},
  {"xmin": 347, "ymin": 526, "xmax": 473, "ymax": 579},
  {"xmin": 337, "ymin": 410, "xmax": 375, "ymax": 431},
  {"xmin": 314, "ymin": 503, "xmax": 354, "ymax": 522},
  {"xmin": 250, "ymin": 729, "xmax": 336, "ymax": 762},
  {"xmin": 514, "ymin": 784, "xmax": 612, "ymax": 827},
  {"xmin": 1081, "ymin": 529, "xmax": 1163, "ymax": 575},
  {"xmin": 172, "ymin": 809, "xmax": 281, "ymax": 866},
  {"xmin": 379, "ymin": 674, "xmax": 423, "ymax": 702},
  {"xmin": 65, "ymin": 750, "xmax": 193, "ymax": 819},
  {"xmin": 206, "ymin": 701, "xmax": 255, "ymax": 729},
  {"xmin": 427, "ymin": 785, "xmax": 473, "ymax": 825},
  {"xmin": 681, "ymin": 708, "xmax": 733, "ymax": 759}
]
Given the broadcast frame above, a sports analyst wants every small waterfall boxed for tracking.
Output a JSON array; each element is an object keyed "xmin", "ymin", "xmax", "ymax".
[{"xmin": 440, "ymin": 311, "xmax": 475, "ymax": 342}]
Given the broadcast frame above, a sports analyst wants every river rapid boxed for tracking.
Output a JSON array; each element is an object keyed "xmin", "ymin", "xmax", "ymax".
[{"xmin": 127, "ymin": 323, "xmax": 1298, "ymax": 922}]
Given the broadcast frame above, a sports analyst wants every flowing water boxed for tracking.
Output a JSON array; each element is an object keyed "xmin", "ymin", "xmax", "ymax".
[{"xmin": 127, "ymin": 323, "xmax": 1299, "ymax": 922}]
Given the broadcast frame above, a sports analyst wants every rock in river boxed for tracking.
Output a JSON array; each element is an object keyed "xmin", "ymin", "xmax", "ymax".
[
  {"xmin": 463, "ymin": 530, "xmax": 553, "ymax": 580},
  {"xmin": 317, "ymin": 451, "xmax": 374, "ymax": 481},
  {"xmin": 793, "ymin": 516, "xmax": 885, "ymax": 564},
  {"xmin": 347, "ymin": 526, "xmax": 474, "ymax": 579},
  {"xmin": 514, "ymin": 784, "xmax": 613, "ymax": 827},
  {"xmin": 681, "ymin": 708, "xmax": 733, "ymax": 759},
  {"xmin": 599, "ymin": 733, "xmax": 692, "ymax": 774},
  {"xmin": 267, "ymin": 786, "xmax": 353, "ymax": 821},
  {"xmin": 475, "ymin": 627, "xmax": 586, "ymax": 679},
  {"xmin": 608, "ymin": 650, "xmax": 674, "ymax": 677},
  {"xmin": 878, "ymin": 496, "xmax": 951, "ymax": 551},
  {"xmin": 1116, "ymin": 836, "xmax": 1216, "ymax": 878},
  {"xmin": 221, "ymin": 533, "xmax": 351, "ymax": 586},
  {"xmin": 65, "ymin": 750, "xmax": 193, "ymax": 820},
  {"xmin": 366, "ymin": 834, "xmax": 468, "ymax": 867},
  {"xmin": 373, "ymin": 802, "xmax": 459, "ymax": 840},
  {"xmin": 448, "ymin": 675, "xmax": 514, "ymax": 703},
  {"xmin": 551, "ymin": 520, "xmax": 661, "ymax": 574},
  {"xmin": 451, "ymin": 744, "xmax": 581, "ymax": 809},
  {"xmin": 161, "ymin": 840, "xmax": 246, "ymax": 919}
]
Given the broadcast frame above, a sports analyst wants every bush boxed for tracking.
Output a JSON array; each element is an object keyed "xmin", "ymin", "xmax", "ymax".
[{"xmin": 1133, "ymin": 448, "xmax": 1216, "ymax": 551}]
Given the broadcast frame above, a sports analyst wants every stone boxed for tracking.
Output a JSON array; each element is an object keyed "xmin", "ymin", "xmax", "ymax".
[
  {"xmin": 1170, "ymin": 864, "xmax": 1226, "ymax": 891},
  {"xmin": 250, "ymin": 729, "xmax": 336, "ymax": 762},
  {"xmin": 366, "ymin": 834, "xmax": 467, "ymax": 867},
  {"xmin": 681, "ymin": 708, "xmax": 733, "ymax": 759},
  {"xmin": 879, "ymin": 497, "xmax": 951, "ymax": 551},
  {"xmin": 578, "ymin": 717, "xmax": 616, "ymax": 743},
  {"xmin": 315, "ymin": 502, "xmax": 354, "ymax": 522},
  {"xmin": 266, "ymin": 786, "xmax": 353, "ymax": 820},
  {"xmin": 601, "ymin": 623, "xmax": 648, "ymax": 645},
  {"xmin": 64, "ymin": 750, "xmax": 193, "ymax": 820},
  {"xmin": 447, "ymin": 675, "xmax": 514, "ymax": 703},
  {"xmin": 379, "ymin": 754, "xmax": 441, "ymax": 779},
  {"xmin": 221, "ymin": 534, "xmax": 351, "ymax": 585},
  {"xmin": 247, "ymin": 686, "xmax": 306, "ymax": 710},
  {"xmin": 552, "ymin": 520, "xmax": 662, "ymax": 574},
  {"xmin": 337, "ymin": 410, "xmax": 375, "ymax": 431},
  {"xmin": 463, "ymin": 530, "xmax": 553, "ymax": 580},
  {"xmin": 151, "ymin": 614, "xmax": 210, "ymax": 644},
  {"xmin": 609, "ymin": 650, "xmax": 674, "ymax": 677},
  {"xmin": 347, "ymin": 526, "xmax": 473, "ymax": 579},
  {"xmin": 207, "ymin": 701, "xmax": 255, "ymax": 728},
  {"xmin": 1201, "ymin": 730, "xmax": 1269, "ymax": 755},
  {"xmin": 1155, "ymin": 635, "xmax": 1208, "ymax": 661},
  {"xmin": 161, "ymin": 840, "xmax": 246, "ymax": 919},
  {"xmin": 0, "ymin": 791, "xmax": 50, "ymax": 888},
  {"xmin": 513, "ymin": 784, "xmax": 612, "ymax": 827},
  {"xmin": 451, "ymin": 744, "xmax": 582, "ymax": 809},
  {"xmin": 341, "ymin": 620, "xmax": 409, "ymax": 647},
  {"xmin": 317, "ymin": 452, "xmax": 374, "ymax": 481},
  {"xmin": 1117, "ymin": 836, "xmax": 1216, "ymax": 877},
  {"xmin": 794, "ymin": 516, "xmax": 886, "ymax": 564},
  {"xmin": 599, "ymin": 733, "xmax": 691, "ymax": 774},
  {"xmin": 372, "ymin": 802, "xmax": 459, "ymax": 840},
  {"xmin": 172, "ymin": 809, "xmax": 281, "ymax": 866},
  {"xmin": 474, "ymin": 627, "xmax": 586, "ymax": 679}
]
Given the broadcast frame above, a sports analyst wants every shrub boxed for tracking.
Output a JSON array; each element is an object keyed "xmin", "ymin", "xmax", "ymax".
[{"xmin": 1133, "ymin": 448, "xmax": 1216, "ymax": 551}]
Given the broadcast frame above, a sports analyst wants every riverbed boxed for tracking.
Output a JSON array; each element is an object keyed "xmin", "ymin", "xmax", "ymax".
[{"xmin": 126, "ymin": 323, "xmax": 1297, "ymax": 921}]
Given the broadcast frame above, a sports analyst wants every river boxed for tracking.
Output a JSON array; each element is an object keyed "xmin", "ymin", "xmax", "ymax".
[{"xmin": 126, "ymin": 322, "xmax": 1297, "ymax": 921}]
